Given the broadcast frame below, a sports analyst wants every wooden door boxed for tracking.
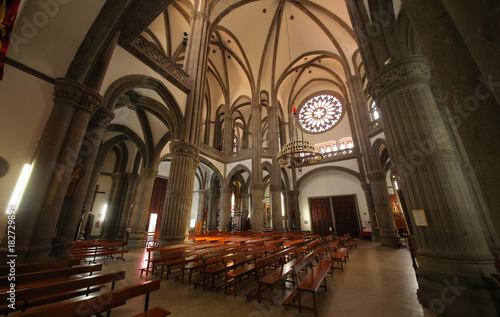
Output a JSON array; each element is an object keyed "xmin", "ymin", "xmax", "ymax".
[
  {"xmin": 309, "ymin": 198, "xmax": 334, "ymax": 236},
  {"xmin": 332, "ymin": 195, "xmax": 360, "ymax": 237},
  {"xmin": 148, "ymin": 177, "xmax": 168, "ymax": 232}
]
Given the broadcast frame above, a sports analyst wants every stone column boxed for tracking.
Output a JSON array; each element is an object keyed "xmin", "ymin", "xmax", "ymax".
[
  {"xmin": 196, "ymin": 189, "xmax": 208, "ymax": 227},
  {"xmin": 158, "ymin": 142, "xmax": 199, "ymax": 245},
  {"xmin": 251, "ymin": 99, "xmax": 264, "ymax": 232},
  {"xmin": 127, "ymin": 168, "xmax": 155, "ymax": 248},
  {"xmin": 101, "ymin": 173, "xmax": 127, "ymax": 240},
  {"xmin": 223, "ymin": 113, "xmax": 233, "ymax": 154},
  {"xmin": 367, "ymin": 55, "xmax": 497, "ymax": 316},
  {"xmin": 251, "ymin": 184, "xmax": 265, "ymax": 232},
  {"xmin": 268, "ymin": 105, "xmax": 283, "ymax": 232},
  {"xmin": 0, "ymin": 78, "xmax": 101, "ymax": 263},
  {"xmin": 368, "ymin": 173, "xmax": 396, "ymax": 246},
  {"xmin": 361, "ymin": 183, "xmax": 380, "ymax": 241},
  {"xmin": 219, "ymin": 187, "xmax": 232, "ymax": 231},
  {"xmin": 401, "ymin": 0, "xmax": 500, "ymax": 245},
  {"xmin": 115, "ymin": 173, "xmax": 139, "ymax": 241},
  {"xmin": 270, "ymin": 185, "xmax": 284, "ymax": 232},
  {"xmin": 241, "ymin": 193, "xmax": 250, "ymax": 218},
  {"xmin": 51, "ymin": 107, "xmax": 114, "ymax": 258},
  {"xmin": 207, "ymin": 190, "xmax": 219, "ymax": 231}
]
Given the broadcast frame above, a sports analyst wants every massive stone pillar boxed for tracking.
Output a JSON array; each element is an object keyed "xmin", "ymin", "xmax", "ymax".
[
  {"xmin": 270, "ymin": 185, "xmax": 283, "ymax": 232},
  {"xmin": 51, "ymin": 107, "xmax": 114, "ymax": 258},
  {"xmin": 361, "ymin": 183, "xmax": 380, "ymax": 241},
  {"xmin": 288, "ymin": 190, "xmax": 301, "ymax": 231},
  {"xmin": 367, "ymin": 55, "xmax": 498, "ymax": 316},
  {"xmin": 268, "ymin": 104, "xmax": 284, "ymax": 232},
  {"xmin": 347, "ymin": 75, "xmax": 387, "ymax": 243},
  {"xmin": 368, "ymin": 173, "xmax": 396, "ymax": 246},
  {"xmin": 401, "ymin": 0, "xmax": 500, "ymax": 245},
  {"xmin": 251, "ymin": 184, "xmax": 264, "ymax": 233},
  {"xmin": 127, "ymin": 168, "xmax": 156, "ymax": 249},
  {"xmin": 219, "ymin": 187, "xmax": 232, "ymax": 231},
  {"xmin": 0, "ymin": 78, "xmax": 101, "ymax": 263},
  {"xmin": 101, "ymin": 173, "xmax": 128, "ymax": 240},
  {"xmin": 207, "ymin": 189, "xmax": 219, "ymax": 231},
  {"xmin": 196, "ymin": 189, "xmax": 208, "ymax": 229},
  {"xmin": 158, "ymin": 142, "xmax": 198, "ymax": 245},
  {"xmin": 251, "ymin": 98, "xmax": 264, "ymax": 232}
]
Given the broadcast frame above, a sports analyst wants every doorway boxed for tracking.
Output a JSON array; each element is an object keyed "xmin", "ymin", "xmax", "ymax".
[
  {"xmin": 332, "ymin": 195, "xmax": 360, "ymax": 237},
  {"xmin": 309, "ymin": 197, "xmax": 334, "ymax": 236}
]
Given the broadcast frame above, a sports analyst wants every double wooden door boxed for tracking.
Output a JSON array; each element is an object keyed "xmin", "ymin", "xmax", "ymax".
[{"xmin": 310, "ymin": 195, "xmax": 360, "ymax": 237}]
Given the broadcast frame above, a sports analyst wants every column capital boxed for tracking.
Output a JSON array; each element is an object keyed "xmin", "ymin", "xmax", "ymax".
[
  {"xmin": 139, "ymin": 168, "xmax": 157, "ymax": 179},
  {"xmin": 220, "ymin": 187, "xmax": 232, "ymax": 194},
  {"xmin": 367, "ymin": 172, "xmax": 386, "ymax": 182},
  {"xmin": 191, "ymin": 10, "xmax": 209, "ymax": 21},
  {"xmin": 270, "ymin": 184, "xmax": 283, "ymax": 192},
  {"xmin": 170, "ymin": 141, "xmax": 199, "ymax": 171},
  {"xmin": 361, "ymin": 183, "xmax": 372, "ymax": 192},
  {"xmin": 367, "ymin": 55, "xmax": 431, "ymax": 100},
  {"xmin": 92, "ymin": 107, "xmax": 115, "ymax": 129},
  {"xmin": 251, "ymin": 183, "xmax": 265, "ymax": 191},
  {"xmin": 53, "ymin": 78, "xmax": 102, "ymax": 115}
]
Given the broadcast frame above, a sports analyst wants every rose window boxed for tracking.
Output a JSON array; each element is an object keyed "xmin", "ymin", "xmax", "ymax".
[{"xmin": 298, "ymin": 94, "xmax": 343, "ymax": 133}]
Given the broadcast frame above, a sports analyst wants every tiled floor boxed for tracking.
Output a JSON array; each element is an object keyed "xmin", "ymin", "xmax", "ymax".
[{"xmin": 96, "ymin": 240, "xmax": 436, "ymax": 317}]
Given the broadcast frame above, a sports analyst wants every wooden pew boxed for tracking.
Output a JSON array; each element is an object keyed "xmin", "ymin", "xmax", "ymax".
[
  {"xmin": 0, "ymin": 263, "xmax": 103, "ymax": 291},
  {"xmin": 0, "ymin": 271, "xmax": 126, "ymax": 315},
  {"xmin": 0, "ymin": 258, "xmax": 81, "ymax": 277},
  {"xmin": 331, "ymin": 247, "xmax": 349, "ymax": 271},
  {"xmin": 71, "ymin": 240, "xmax": 129, "ymax": 263},
  {"xmin": 282, "ymin": 238, "xmax": 306, "ymax": 249},
  {"xmin": 222, "ymin": 246, "xmax": 275, "ymax": 296},
  {"xmin": 282, "ymin": 251, "xmax": 333, "ymax": 316},
  {"xmin": 10, "ymin": 279, "xmax": 168, "ymax": 317}
]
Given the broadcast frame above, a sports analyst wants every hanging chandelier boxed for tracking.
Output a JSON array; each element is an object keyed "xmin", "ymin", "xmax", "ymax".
[{"xmin": 278, "ymin": 107, "xmax": 322, "ymax": 172}]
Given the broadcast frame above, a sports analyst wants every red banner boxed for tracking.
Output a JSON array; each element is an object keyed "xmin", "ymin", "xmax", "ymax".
[{"xmin": 0, "ymin": 0, "xmax": 21, "ymax": 79}]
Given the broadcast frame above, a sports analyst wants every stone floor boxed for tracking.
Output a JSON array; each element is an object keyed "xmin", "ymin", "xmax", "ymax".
[{"xmin": 94, "ymin": 240, "xmax": 436, "ymax": 317}]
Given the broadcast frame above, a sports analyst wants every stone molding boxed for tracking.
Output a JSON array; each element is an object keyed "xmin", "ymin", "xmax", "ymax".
[
  {"xmin": 270, "ymin": 185, "xmax": 283, "ymax": 192},
  {"xmin": 367, "ymin": 56, "xmax": 431, "ymax": 100},
  {"xmin": 170, "ymin": 141, "xmax": 199, "ymax": 159},
  {"xmin": 0, "ymin": 157, "xmax": 9, "ymax": 178},
  {"xmin": 165, "ymin": 190, "xmax": 191, "ymax": 199},
  {"xmin": 367, "ymin": 172, "xmax": 386, "ymax": 182},
  {"xmin": 251, "ymin": 183, "xmax": 265, "ymax": 191},
  {"xmin": 140, "ymin": 168, "xmax": 157, "ymax": 179},
  {"xmin": 53, "ymin": 78, "xmax": 102, "ymax": 115},
  {"xmin": 192, "ymin": 10, "xmax": 209, "ymax": 21},
  {"xmin": 220, "ymin": 188, "xmax": 232, "ymax": 194},
  {"xmin": 92, "ymin": 107, "xmax": 115, "ymax": 129},
  {"xmin": 130, "ymin": 35, "xmax": 189, "ymax": 84}
]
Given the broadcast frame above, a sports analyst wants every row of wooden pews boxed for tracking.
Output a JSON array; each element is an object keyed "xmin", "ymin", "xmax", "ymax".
[
  {"xmin": 0, "ymin": 258, "xmax": 168, "ymax": 316},
  {"xmin": 71, "ymin": 239, "xmax": 129, "ymax": 263}
]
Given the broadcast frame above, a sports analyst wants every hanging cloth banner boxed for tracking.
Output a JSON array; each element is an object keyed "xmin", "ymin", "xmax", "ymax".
[{"xmin": 0, "ymin": 0, "xmax": 21, "ymax": 80}]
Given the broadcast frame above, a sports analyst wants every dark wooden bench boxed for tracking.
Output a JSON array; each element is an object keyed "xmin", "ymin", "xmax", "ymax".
[
  {"xmin": 331, "ymin": 247, "xmax": 348, "ymax": 271},
  {"xmin": 196, "ymin": 245, "xmax": 255, "ymax": 291},
  {"xmin": 0, "ymin": 258, "xmax": 81, "ymax": 277},
  {"xmin": 0, "ymin": 271, "xmax": 126, "ymax": 315},
  {"xmin": 71, "ymin": 240, "xmax": 129, "ymax": 263},
  {"xmin": 283, "ymin": 253, "xmax": 333, "ymax": 316},
  {"xmin": 222, "ymin": 246, "xmax": 275, "ymax": 296},
  {"xmin": 0, "ymin": 263, "xmax": 103, "ymax": 291},
  {"xmin": 10, "ymin": 279, "xmax": 169, "ymax": 317},
  {"xmin": 245, "ymin": 246, "xmax": 299, "ymax": 303}
]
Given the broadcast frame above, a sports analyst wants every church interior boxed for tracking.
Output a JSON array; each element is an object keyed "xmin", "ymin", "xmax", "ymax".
[{"xmin": 0, "ymin": 0, "xmax": 499, "ymax": 316}]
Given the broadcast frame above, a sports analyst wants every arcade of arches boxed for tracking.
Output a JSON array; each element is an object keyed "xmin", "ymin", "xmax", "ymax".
[{"xmin": 0, "ymin": 1, "xmax": 499, "ymax": 316}]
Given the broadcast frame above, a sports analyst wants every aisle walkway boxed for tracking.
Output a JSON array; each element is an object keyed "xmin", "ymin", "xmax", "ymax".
[{"xmin": 97, "ymin": 240, "xmax": 436, "ymax": 317}]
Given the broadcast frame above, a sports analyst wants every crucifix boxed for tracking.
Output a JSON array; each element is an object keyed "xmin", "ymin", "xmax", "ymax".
[{"xmin": 90, "ymin": 184, "xmax": 106, "ymax": 211}]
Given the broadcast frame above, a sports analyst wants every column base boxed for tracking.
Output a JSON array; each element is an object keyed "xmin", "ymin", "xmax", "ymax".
[
  {"xmin": 416, "ymin": 254, "xmax": 499, "ymax": 316},
  {"xmin": 371, "ymin": 228, "xmax": 381, "ymax": 241},
  {"xmin": 158, "ymin": 236, "xmax": 186, "ymax": 246},
  {"xmin": 379, "ymin": 229, "xmax": 398, "ymax": 247},
  {"xmin": 127, "ymin": 237, "xmax": 146, "ymax": 249},
  {"xmin": 50, "ymin": 238, "xmax": 74, "ymax": 259}
]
